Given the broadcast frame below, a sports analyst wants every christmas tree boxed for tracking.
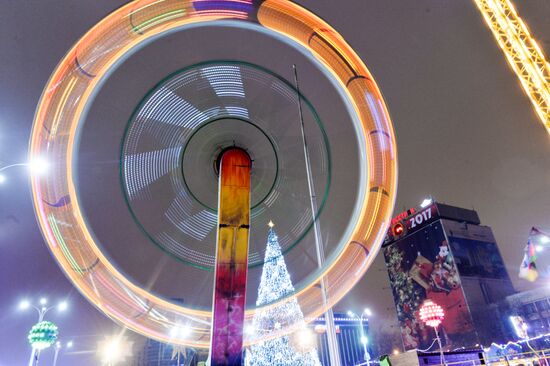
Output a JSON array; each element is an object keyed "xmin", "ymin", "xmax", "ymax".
[{"xmin": 245, "ymin": 223, "xmax": 321, "ymax": 366}]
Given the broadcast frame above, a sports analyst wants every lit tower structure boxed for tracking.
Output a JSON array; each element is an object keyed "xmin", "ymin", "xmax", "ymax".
[
  {"xmin": 473, "ymin": 0, "xmax": 550, "ymax": 134},
  {"xmin": 383, "ymin": 200, "xmax": 515, "ymax": 351}
]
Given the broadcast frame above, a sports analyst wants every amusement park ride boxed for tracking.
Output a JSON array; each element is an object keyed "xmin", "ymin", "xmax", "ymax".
[{"xmin": 28, "ymin": 0, "xmax": 548, "ymax": 365}]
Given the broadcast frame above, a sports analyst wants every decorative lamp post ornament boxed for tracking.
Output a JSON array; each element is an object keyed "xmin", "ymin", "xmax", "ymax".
[
  {"xmin": 419, "ymin": 300, "xmax": 445, "ymax": 365},
  {"xmin": 419, "ymin": 299, "xmax": 444, "ymax": 328},
  {"xmin": 28, "ymin": 321, "xmax": 59, "ymax": 366}
]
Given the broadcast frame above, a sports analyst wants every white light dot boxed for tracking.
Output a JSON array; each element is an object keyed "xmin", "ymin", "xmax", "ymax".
[
  {"xmin": 420, "ymin": 198, "xmax": 433, "ymax": 208},
  {"xmin": 19, "ymin": 300, "xmax": 30, "ymax": 310},
  {"xmin": 29, "ymin": 158, "xmax": 49, "ymax": 175}
]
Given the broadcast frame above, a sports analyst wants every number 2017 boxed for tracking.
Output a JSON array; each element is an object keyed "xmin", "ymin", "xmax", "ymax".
[{"xmin": 409, "ymin": 209, "xmax": 432, "ymax": 229}]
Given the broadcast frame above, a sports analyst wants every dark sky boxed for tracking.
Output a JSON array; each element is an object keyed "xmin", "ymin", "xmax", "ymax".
[{"xmin": 2, "ymin": 1, "xmax": 550, "ymax": 365}]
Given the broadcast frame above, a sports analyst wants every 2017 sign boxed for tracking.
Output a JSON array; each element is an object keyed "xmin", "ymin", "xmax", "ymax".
[{"xmin": 408, "ymin": 206, "xmax": 435, "ymax": 229}]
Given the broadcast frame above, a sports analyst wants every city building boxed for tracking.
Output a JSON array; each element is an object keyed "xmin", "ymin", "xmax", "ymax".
[
  {"xmin": 506, "ymin": 287, "xmax": 550, "ymax": 338},
  {"xmin": 383, "ymin": 201, "xmax": 516, "ymax": 351},
  {"xmin": 310, "ymin": 312, "xmax": 370, "ymax": 366}
]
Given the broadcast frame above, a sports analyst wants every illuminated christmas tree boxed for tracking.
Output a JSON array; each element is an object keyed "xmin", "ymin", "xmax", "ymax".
[{"xmin": 245, "ymin": 223, "xmax": 321, "ymax": 366}]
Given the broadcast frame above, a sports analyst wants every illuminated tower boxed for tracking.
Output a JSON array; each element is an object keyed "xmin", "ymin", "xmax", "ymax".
[{"xmin": 383, "ymin": 201, "xmax": 515, "ymax": 350}]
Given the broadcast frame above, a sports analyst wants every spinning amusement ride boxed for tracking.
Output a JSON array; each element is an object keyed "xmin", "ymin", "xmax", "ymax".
[{"xmin": 28, "ymin": 0, "xmax": 549, "ymax": 365}]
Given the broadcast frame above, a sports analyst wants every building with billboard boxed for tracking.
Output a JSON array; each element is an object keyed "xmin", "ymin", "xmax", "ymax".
[{"xmin": 383, "ymin": 201, "xmax": 515, "ymax": 351}]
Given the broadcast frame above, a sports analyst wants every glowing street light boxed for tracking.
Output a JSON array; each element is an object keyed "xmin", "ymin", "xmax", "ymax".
[
  {"xmin": 19, "ymin": 298, "xmax": 69, "ymax": 366},
  {"xmin": 58, "ymin": 301, "xmax": 68, "ymax": 312},
  {"xmin": 0, "ymin": 157, "xmax": 49, "ymax": 184},
  {"xmin": 420, "ymin": 197, "xmax": 433, "ymax": 208},
  {"xmin": 170, "ymin": 324, "xmax": 192, "ymax": 339},
  {"xmin": 297, "ymin": 327, "xmax": 315, "ymax": 350},
  {"xmin": 98, "ymin": 335, "xmax": 133, "ymax": 366},
  {"xmin": 347, "ymin": 309, "xmax": 372, "ymax": 366},
  {"xmin": 19, "ymin": 300, "xmax": 31, "ymax": 310},
  {"xmin": 19, "ymin": 298, "xmax": 69, "ymax": 322}
]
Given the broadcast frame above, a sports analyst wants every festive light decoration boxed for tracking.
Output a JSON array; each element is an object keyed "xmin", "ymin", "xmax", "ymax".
[
  {"xmin": 419, "ymin": 300, "xmax": 445, "ymax": 328},
  {"xmin": 473, "ymin": 0, "xmax": 550, "ymax": 134},
  {"xmin": 246, "ymin": 226, "xmax": 322, "ymax": 365},
  {"xmin": 419, "ymin": 300, "xmax": 446, "ymax": 365},
  {"xmin": 29, "ymin": 0, "xmax": 397, "ymax": 347},
  {"xmin": 28, "ymin": 321, "xmax": 58, "ymax": 350},
  {"xmin": 519, "ymin": 228, "xmax": 542, "ymax": 282}
]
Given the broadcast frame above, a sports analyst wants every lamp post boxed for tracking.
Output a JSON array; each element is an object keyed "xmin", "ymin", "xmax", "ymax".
[
  {"xmin": 347, "ymin": 308, "xmax": 372, "ymax": 366},
  {"xmin": 419, "ymin": 299, "xmax": 445, "ymax": 366},
  {"xmin": 19, "ymin": 298, "xmax": 68, "ymax": 366}
]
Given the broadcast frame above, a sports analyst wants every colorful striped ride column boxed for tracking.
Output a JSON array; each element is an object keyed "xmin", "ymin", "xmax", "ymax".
[{"xmin": 210, "ymin": 148, "xmax": 251, "ymax": 365}]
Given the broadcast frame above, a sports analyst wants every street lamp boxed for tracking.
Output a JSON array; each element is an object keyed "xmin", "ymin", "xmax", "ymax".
[
  {"xmin": 19, "ymin": 298, "xmax": 69, "ymax": 322},
  {"xmin": 19, "ymin": 298, "xmax": 68, "ymax": 366},
  {"xmin": 420, "ymin": 197, "xmax": 433, "ymax": 208},
  {"xmin": 0, "ymin": 158, "xmax": 49, "ymax": 183},
  {"xmin": 294, "ymin": 326, "xmax": 316, "ymax": 354},
  {"xmin": 98, "ymin": 335, "xmax": 133, "ymax": 366},
  {"xmin": 347, "ymin": 309, "xmax": 372, "ymax": 366}
]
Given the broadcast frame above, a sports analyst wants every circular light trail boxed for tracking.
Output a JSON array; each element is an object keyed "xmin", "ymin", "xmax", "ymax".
[{"xmin": 29, "ymin": 0, "xmax": 397, "ymax": 347}]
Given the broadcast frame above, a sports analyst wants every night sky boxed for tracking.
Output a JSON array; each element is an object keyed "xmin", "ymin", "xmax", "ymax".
[{"xmin": 2, "ymin": 1, "xmax": 550, "ymax": 365}]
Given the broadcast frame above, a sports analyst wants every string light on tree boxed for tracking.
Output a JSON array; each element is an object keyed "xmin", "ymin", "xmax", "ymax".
[{"xmin": 245, "ymin": 222, "xmax": 322, "ymax": 366}]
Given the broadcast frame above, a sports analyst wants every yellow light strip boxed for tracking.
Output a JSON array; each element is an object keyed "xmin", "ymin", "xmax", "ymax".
[{"xmin": 473, "ymin": 0, "xmax": 550, "ymax": 134}]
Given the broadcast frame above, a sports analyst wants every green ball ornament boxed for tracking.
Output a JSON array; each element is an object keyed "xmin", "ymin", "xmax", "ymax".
[{"xmin": 28, "ymin": 321, "xmax": 58, "ymax": 350}]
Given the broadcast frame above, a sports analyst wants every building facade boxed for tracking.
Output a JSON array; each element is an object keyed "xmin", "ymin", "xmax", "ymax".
[
  {"xmin": 383, "ymin": 202, "xmax": 515, "ymax": 351},
  {"xmin": 506, "ymin": 287, "xmax": 550, "ymax": 339}
]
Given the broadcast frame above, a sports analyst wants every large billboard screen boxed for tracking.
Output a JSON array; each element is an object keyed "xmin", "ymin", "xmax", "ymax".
[
  {"xmin": 442, "ymin": 219, "xmax": 509, "ymax": 281},
  {"xmin": 384, "ymin": 220, "xmax": 476, "ymax": 350}
]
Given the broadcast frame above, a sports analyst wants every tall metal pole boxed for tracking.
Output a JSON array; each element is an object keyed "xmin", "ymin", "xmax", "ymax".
[
  {"xmin": 52, "ymin": 343, "xmax": 61, "ymax": 366},
  {"xmin": 28, "ymin": 349, "xmax": 36, "ymax": 366},
  {"xmin": 293, "ymin": 64, "xmax": 342, "ymax": 366},
  {"xmin": 210, "ymin": 148, "xmax": 251, "ymax": 366}
]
